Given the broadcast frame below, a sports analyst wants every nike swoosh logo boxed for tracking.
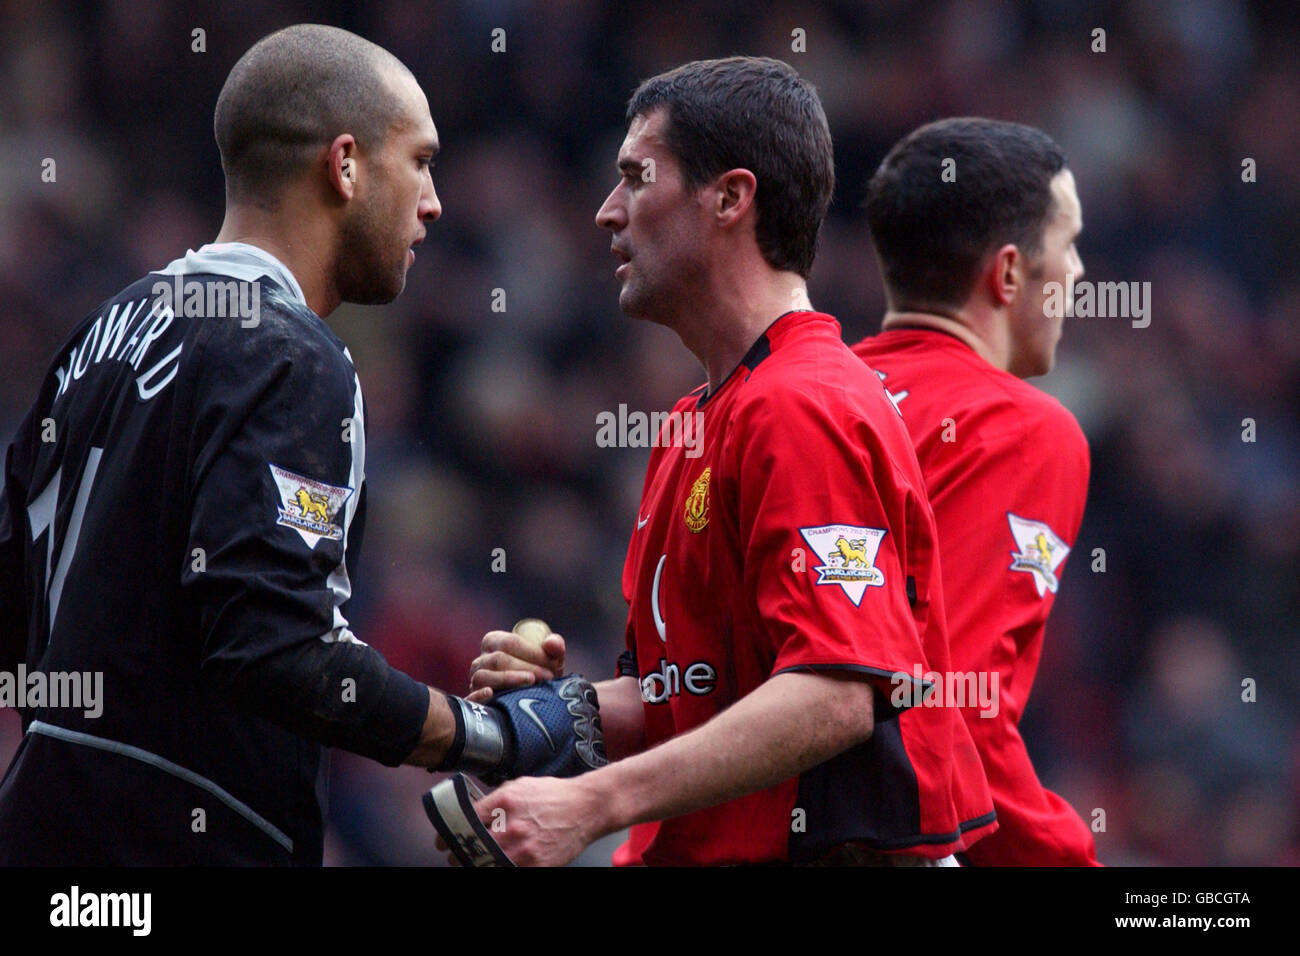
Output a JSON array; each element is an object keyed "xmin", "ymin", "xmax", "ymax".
[
  {"xmin": 637, "ymin": 514, "xmax": 650, "ymax": 529},
  {"xmin": 518, "ymin": 698, "xmax": 556, "ymax": 752}
]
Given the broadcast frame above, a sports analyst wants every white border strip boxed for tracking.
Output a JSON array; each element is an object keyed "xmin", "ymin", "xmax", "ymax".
[{"xmin": 28, "ymin": 720, "xmax": 293, "ymax": 854}]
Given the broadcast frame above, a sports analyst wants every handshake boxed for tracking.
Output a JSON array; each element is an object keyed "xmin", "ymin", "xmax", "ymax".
[{"xmin": 425, "ymin": 620, "xmax": 607, "ymax": 864}]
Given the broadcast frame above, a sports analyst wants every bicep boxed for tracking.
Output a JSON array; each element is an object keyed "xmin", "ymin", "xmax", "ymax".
[
  {"xmin": 593, "ymin": 675, "xmax": 646, "ymax": 760},
  {"xmin": 763, "ymin": 668, "xmax": 875, "ymax": 743}
]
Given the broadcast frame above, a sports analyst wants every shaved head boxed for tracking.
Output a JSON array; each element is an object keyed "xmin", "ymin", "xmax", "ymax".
[{"xmin": 215, "ymin": 24, "xmax": 414, "ymax": 206}]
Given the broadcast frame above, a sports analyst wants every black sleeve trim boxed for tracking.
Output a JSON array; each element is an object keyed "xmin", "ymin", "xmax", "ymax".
[
  {"xmin": 771, "ymin": 662, "xmax": 935, "ymax": 723},
  {"xmin": 616, "ymin": 649, "xmax": 639, "ymax": 679}
]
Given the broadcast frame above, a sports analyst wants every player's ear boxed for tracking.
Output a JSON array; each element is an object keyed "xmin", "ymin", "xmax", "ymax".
[
  {"xmin": 328, "ymin": 134, "xmax": 359, "ymax": 200},
  {"xmin": 989, "ymin": 243, "xmax": 1022, "ymax": 306},
  {"xmin": 714, "ymin": 168, "xmax": 757, "ymax": 228}
]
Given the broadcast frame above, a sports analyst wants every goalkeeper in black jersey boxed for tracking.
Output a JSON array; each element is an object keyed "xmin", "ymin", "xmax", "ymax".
[{"xmin": 0, "ymin": 24, "xmax": 604, "ymax": 865}]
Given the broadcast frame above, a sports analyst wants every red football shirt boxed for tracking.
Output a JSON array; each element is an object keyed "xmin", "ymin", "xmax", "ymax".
[
  {"xmin": 852, "ymin": 327, "xmax": 1098, "ymax": 866},
  {"xmin": 613, "ymin": 312, "xmax": 995, "ymax": 866}
]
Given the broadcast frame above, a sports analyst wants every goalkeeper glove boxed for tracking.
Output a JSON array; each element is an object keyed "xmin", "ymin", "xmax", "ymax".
[{"xmin": 438, "ymin": 674, "xmax": 607, "ymax": 784}]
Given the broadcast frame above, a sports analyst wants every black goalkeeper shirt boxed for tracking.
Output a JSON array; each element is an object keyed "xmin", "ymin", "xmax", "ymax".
[{"xmin": 0, "ymin": 243, "xmax": 429, "ymax": 864}]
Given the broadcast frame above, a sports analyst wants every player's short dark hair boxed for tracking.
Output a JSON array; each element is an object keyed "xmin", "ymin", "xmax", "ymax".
[
  {"xmin": 627, "ymin": 56, "xmax": 834, "ymax": 279},
  {"xmin": 215, "ymin": 24, "xmax": 412, "ymax": 206},
  {"xmin": 864, "ymin": 117, "xmax": 1067, "ymax": 310}
]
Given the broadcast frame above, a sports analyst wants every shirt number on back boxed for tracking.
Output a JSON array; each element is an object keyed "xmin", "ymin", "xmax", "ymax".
[{"xmin": 27, "ymin": 447, "xmax": 103, "ymax": 639}]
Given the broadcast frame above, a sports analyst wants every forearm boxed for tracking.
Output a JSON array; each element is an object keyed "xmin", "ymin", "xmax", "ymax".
[
  {"xmin": 206, "ymin": 636, "xmax": 433, "ymax": 766},
  {"xmin": 403, "ymin": 688, "xmax": 459, "ymax": 768},
  {"xmin": 593, "ymin": 676, "xmax": 646, "ymax": 760},
  {"xmin": 585, "ymin": 670, "xmax": 874, "ymax": 837}
]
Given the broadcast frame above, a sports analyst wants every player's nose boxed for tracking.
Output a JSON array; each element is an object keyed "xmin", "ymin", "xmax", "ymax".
[
  {"xmin": 422, "ymin": 181, "xmax": 442, "ymax": 223},
  {"xmin": 595, "ymin": 186, "xmax": 624, "ymax": 231}
]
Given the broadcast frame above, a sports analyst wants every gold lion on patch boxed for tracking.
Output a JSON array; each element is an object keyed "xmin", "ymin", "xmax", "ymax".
[
  {"xmin": 293, "ymin": 487, "xmax": 330, "ymax": 522},
  {"xmin": 833, "ymin": 536, "xmax": 869, "ymax": 568}
]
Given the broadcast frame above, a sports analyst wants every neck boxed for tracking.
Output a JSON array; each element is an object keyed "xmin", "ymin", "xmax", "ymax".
[
  {"xmin": 215, "ymin": 202, "xmax": 339, "ymax": 316},
  {"xmin": 672, "ymin": 268, "xmax": 812, "ymax": 393},
  {"xmin": 880, "ymin": 308, "xmax": 1012, "ymax": 372}
]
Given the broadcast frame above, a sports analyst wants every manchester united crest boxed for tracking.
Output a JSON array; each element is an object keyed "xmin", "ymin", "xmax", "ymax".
[{"xmin": 684, "ymin": 467, "xmax": 711, "ymax": 533}]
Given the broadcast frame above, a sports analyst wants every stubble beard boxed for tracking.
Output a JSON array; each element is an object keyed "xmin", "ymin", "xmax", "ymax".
[
  {"xmin": 618, "ymin": 247, "xmax": 706, "ymax": 330},
  {"xmin": 336, "ymin": 194, "xmax": 407, "ymax": 306}
]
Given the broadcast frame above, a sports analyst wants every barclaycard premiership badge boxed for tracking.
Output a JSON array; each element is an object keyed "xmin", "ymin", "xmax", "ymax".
[
  {"xmin": 798, "ymin": 523, "xmax": 888, "ymax": 606},
  {"xmin": 1006, "ymin": 512, "xmax": 1069, "ymax": 597},
  {"xmin": 268, "ymin": 463, "xmax": 352, "ymax": 548}
]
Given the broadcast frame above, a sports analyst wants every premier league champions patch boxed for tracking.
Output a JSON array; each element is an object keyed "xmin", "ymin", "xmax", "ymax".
[
  {"xmin": 269, "ymin": 463, "xmax": 352, "ymax": 548},
  {"xmin": 798, "ymin": 524, "xmax": 888, "ymax": 606},
  {"xmin": 1007, "ymin": 512, "xmax": 1069, "ymax": 596}
]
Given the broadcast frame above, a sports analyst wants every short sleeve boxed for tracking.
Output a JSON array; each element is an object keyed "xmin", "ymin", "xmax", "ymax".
[
  {"xmin": 951, "ymin": 397, "xmax": 1089, "ymax": 610},
  {"xmin": 725, "ymin": 387, "xmax": 931, "ymax": 700}
]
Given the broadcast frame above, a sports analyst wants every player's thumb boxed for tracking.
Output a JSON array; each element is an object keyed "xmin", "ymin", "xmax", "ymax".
[{"xmin": 542, "ymin": 633, "xmax": 566, "ymax": 669}]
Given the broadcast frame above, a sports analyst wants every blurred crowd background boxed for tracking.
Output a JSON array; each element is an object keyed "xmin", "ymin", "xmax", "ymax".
[{"xmin": 1, "ymin": 0, "xmax": 1296, "ymax": 865}]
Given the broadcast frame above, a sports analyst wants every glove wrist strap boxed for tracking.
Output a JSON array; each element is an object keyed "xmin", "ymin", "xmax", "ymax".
[{"xmin": 439, "ymin": 696, "xmax": 508, "ymax": 777}]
